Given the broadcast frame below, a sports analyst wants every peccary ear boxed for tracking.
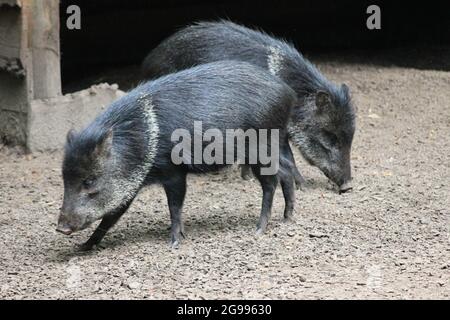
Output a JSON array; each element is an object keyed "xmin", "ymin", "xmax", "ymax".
[
  {"xmin": 94, "ymin": 129, "xmax": 113, "ymax": 158},
  {"xmin": 66, "ymin": 129, "xmax": 76, "ymax": 144},
  {"xmin": 315, "ymin": 91, "xmax": 331, "ymax": 113},
  {"xmin": 341, "ymin": 83, "xmax": 350, "ymax": 97}
]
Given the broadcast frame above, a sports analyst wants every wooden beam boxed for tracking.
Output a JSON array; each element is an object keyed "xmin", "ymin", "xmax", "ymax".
[
  {"xmin": 30, "ymin": 0, "xmax": 61, "ymax": 99},
  {"xmin": 0, "ymin": 0, "xmax": 22, "ymax": 8}
]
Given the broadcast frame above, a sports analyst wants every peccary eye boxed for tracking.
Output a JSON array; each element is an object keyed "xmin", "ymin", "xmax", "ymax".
[
  {"xmin": 87, "ymin": 190, "xmax": 99, "ymax": 197},
  {"xmin": 82, "ymin": 177, "xmax": 96, "ymax": 190},
  {"xmin": 324, "ymin": 131, "xmax": 338, "ymax": 145}
]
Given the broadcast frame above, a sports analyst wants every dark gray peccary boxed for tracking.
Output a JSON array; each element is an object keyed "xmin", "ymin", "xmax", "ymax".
[
  {"xmin": 142, "ymin": 21, "xmax": 356, "ymax": 193},
  {"xmin": 56, "ymin": 61, "xmax": 298, "ymax": 250}
]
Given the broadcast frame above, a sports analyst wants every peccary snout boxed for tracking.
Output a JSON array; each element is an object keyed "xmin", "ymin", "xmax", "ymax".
[
  {"xmin": 56, "ymin": 206, "xmax": 86, "ymax": 235},
  {"xmin": 56, "ymin": 224, "xmax": 73, "ymax": 235},
  {"xmin": 56, "ymin": 216, "xmax": 74, "ymax": 235},
  {"xmin": 338, "ymin": 153, "xmax": 353, "ymax": 193}
]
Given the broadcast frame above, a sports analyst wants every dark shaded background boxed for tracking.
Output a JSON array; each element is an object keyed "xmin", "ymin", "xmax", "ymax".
[{"xmin": 59, "ymin": 0, "xmax": 450, "ymax": 92}]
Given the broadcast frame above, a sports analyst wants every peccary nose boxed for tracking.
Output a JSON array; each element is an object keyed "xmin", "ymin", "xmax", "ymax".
[
  {"xmin": 56, "ymin": 223, "xmax": 73, "ymax": 235},
  {"xmin": 339, "ymin": 181, "xmax": 353, "ymax": 194}
]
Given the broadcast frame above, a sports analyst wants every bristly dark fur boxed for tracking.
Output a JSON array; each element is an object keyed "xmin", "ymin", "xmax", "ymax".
[
  {"xmin": 197, "ymin": 21, "xmax": 337, "ymax": 96},
  {"xmin": 143, "ymin": 20, "xmax": 350, "ymax": 106},
  {"xmin": 64, "ymin": 97, "xmax": 149, "ymax": 179}
]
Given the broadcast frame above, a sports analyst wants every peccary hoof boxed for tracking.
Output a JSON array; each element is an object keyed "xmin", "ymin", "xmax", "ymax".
[
  {"xmin": 296, "ymin": 179, "xmax": 306, "ymax": 191},
  {"xmin": 295, "ymin": 180, "xmax": 305, "ymax": 191},
  {"xmin": 170, "ymin": 240, "xmax": 180, "ymax": 249},
  {"xmin": 170, "ymin": 232, "xmax": 185, "ymax": 249},
  {"xmin": 77, "ymin": 242, "xmax": 94, "ymax": 252},
  {"xmin": 255, "ymin": 227, "xmax": 266, "ymax": 236}
]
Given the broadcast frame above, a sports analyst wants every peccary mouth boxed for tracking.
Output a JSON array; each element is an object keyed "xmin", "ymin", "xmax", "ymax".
[
  {"xmin": 56, "ymin": 224, "xmax": 74, "ymax": 235},
  {"xmin": 339, "ymin": 181, "xmax": 353, "ymax": 194}
]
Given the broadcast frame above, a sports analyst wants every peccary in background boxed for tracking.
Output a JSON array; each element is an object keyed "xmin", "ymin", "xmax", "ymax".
[
  {"xmin": 57, "ymin": 61, "xmax": 298, "ymax": 250},
  {"xmin": 142, "ymin": 21, "xmax": 356, "ymax": 193}
]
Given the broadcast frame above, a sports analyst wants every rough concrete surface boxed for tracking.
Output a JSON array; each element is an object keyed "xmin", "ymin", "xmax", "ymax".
[
  {"xmin": 0, "ymin": 63, "xmax": 449, "ymax": 299},
  {"xmin": 27, "ymin": 83, "xmax": 125, "ymax": 152},
  {"xmin": 0, "ymin": 73, "xmax": 28, "ymax": 145}
]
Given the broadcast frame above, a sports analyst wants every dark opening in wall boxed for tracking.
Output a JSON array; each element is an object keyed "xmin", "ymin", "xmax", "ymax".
[{"xmin": 59, "ymin": 0, "xmax": 450, "ymax": 94}]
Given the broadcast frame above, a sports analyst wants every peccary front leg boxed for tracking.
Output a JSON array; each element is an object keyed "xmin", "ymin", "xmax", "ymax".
[
  {"xmin": 252, "ymin": 166, "xmax": 278, "ymax": 234},
  {"xmin": 79, "ymin": 197, "xmax": 135, "ymax": 251},
  {"xmin": 162, "ymin": 172, "xmax": 187, "ymax": 248},
  {"xmin": 280, "ymin": 144, "xmax": 296, "ymax": 221},
  {"xmin": 284, "ymin": 144, "xmax": 305, "ymax": 190},
  {"xmin": 280, "ymin": 176, "xmax": 295, "ymax": 221},
  {"xmin": 292, "ymin": 165, "xmax": 305, "ymax": 190}
]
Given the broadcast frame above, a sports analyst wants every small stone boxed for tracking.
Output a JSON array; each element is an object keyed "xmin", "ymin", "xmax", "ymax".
[
  {"xmin": 246, "ymin": 264, "xmax": 255, "ymax": 271},
  {"xmin": 127, "ymin": 281, "xmax": 141, "ymax": 290},
  {"xmin": 309, "ymin": 233, "xmax": 329, "ymax": 239}
]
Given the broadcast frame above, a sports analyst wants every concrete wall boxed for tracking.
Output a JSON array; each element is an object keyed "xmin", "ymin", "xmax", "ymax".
[
  {"xmin": 0, "ymin": 4, "xmax": 24, "ymax": 76},
  {"xmin": 0, "ymin": 2, "xmax": 28, "ymax": 145},
  {"xmin": 28, "ymin": 83, "xmax": 124, "ymax": 152},
  {"xmin": 0, "ymin": 73, "xmax": 28, "ymax": 145},
  {"xmin": 30, "ymin": 0, "xmax": 61, "ymax": 99}
]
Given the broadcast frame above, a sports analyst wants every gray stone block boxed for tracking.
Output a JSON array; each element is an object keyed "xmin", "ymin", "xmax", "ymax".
[{"xmin": 27, "ymin": 83, "xmax": 125, "ymax": 152}]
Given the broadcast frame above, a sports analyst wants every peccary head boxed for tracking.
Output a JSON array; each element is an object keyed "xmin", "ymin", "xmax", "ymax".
[
  {"xmin": 56, "ymin": 128, "xmax": 142, "ymax": 235},
  {"xmin": 289, "ymin": 84, "xmax": 355, "ymax": 192}
]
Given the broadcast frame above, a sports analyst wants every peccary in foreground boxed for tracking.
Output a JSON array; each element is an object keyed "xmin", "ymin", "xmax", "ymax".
[
  {"xmin": 57, "ymin": 61, "xmax": 298, "ymax": 250},
  {"xmin": 142, "ymin": 21, "xmax": 356, "ymax": 193}
]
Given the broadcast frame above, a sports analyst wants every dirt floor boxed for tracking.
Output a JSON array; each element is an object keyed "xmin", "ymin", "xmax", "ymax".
[{"xmin": 0, "ymin": 62, "xmax": 449, "ymax": 299}]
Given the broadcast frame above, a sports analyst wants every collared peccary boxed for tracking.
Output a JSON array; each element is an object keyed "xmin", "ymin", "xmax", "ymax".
[
  {"xmin": 142, "ymin": 21, "xmax": 356, "ymax": 193},
  {"xmin": 56, "ymin": 60, "xmax": 298, "ymax": 250}
]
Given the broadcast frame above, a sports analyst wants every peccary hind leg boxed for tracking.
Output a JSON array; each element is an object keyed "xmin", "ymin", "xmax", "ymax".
[
  {"xmin": 79, "ymin": 197, "xmax": 135, "ymax": 251},
  {"xmin": 162, "ymin": 172, "xmax": 187, "ymax": 248}
]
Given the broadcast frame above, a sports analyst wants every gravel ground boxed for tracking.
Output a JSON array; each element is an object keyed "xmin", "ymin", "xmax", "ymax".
[{"xmin": 0, "ymin": 62, "xmax": 449, "ymax": 299}]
